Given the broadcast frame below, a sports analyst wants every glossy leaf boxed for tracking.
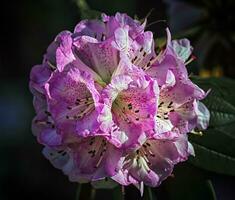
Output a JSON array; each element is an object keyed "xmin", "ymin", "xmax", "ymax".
[{"xmin": 189, "ymin": 77, "xmax": 235, "ymax": 176}]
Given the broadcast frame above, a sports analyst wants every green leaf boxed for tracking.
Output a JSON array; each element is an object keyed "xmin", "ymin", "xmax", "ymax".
[{"xmin": 189, "ymin": 77, "xmax": 235, "ymax": 175}]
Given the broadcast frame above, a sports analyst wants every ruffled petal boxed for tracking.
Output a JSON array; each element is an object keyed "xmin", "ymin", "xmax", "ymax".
[
  {"xmin": 195, "ymin": 101, "xmax": 210, "ymax": 130},
  {"xmin": 74, "ymin": 19, "xmax": 106, "ymax": 40},
  {"xmin": 146, "ymin": 28, "xmax": 188, "ymax": 85},
  {"xmin": 73, "ymin": 36, "xmax": 119, "ymax": 82},
  {"xmin": 171, "ymin": 38, "xmax": 193, "ymax": 62},
  {"xmin": 102, "ymin": 12, "xmax": 146, "ymax": 38},
  {"xmin": 111, "ymin": 26, "xmax": 130, "ymax": 53},
  {"xmin": 29, "ymin": 64, "xmax": 52, "ymax": 93},
  {"xmin": 114, "ymin": 133, "xmax": 191, "ymax": 188},
  {"xmin": 55, "ymin": 31, "xmax": 75, "ymax": 71},
  {"xmin": 102, "ymin": 73, "xmax": 159, "ymax": 148},
  {"xmin": 38, "ymin": 128, "xmax": 62, "ymax": 146},
  {"xmin": 72, "ymin": 136, "xmax": 122, "ymax": 180},
  {"xmin": 45, "ymin": 65, "xmax": 101, "ymax": 137}
]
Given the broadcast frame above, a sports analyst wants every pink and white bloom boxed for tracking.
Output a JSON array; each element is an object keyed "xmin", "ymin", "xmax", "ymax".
[{"xmin": 29, "ymin": 12, "xmax": 210, "ymax": 193}]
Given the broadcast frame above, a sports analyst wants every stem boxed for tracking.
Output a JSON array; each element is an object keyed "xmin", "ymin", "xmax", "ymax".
[
  {"xmin": 75, "ymin": 184, "xmax": 82, "ymax": 200},
  {"xmin": 121, "ymin": 186, "xmax": 125, "ymax": 200},
  {"xmin": 90, "ymin": 188, "xmax": 96, "ymax": 200},
  {"xmin": 147, "ymin": 187, "xmax": 153, "ymax": 200},
  {"xmin": 207, "ymin": 180, "xmax": 217, "ymax": 200}
]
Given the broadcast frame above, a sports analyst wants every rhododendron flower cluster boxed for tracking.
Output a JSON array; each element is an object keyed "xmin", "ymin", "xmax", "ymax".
[{"xmin": 30, "ymin": 12, "xmax": 209, "ymax": 193}]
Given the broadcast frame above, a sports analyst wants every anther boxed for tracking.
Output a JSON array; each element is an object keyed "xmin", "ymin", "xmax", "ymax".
[
  {"xmin": 44, "ymin": 111, "xmax": 51, "ymax": 116},
  {"xmin": 146, "ymin": 142, "xmax": 151, "ymax": 147},
  {"xmin": 167, "ymin": 101, "xmax": 173, "ymax": 108},
  {"xmin": 67, "ymin": 106, "xmax": 72, "ymax": 110},
  {"xmin": 132, "ymin": 56, "xmax": 137, "ymax": 63},
  {"xmin": 101, "ymin": 33, "xmax": 105, "ymax": 41}
]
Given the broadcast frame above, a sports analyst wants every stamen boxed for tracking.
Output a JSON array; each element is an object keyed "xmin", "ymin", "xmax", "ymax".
[
  {"xmin": 88, "ymin": 150, "xmax": 96, "ymax": 158},
  {"xmin": 47, "ymin": 61, "xmax": 56, "ymax": 70},
  {"xmin": 167, "ymin": 101, "xmax": 173, "ymax": 108},
  {"xmin": 101, "ymin": 33, "xmax": 105, "ymax": 41},
  {"xmin": 35, "ymin": 120, "xmax": 55, "ymax": 128},
  {"xmin": 66, "ymin": 104, "xmax": 94, "ymax": 120},
  {"xmin": 132, "ymin": 56, "xmax": 138, "ymax": 63},
  {"xmin": 95, "ymin": 149, "xmax": 106, "ymax": 168},
  {"xmin": 89, "ymin": 138, "xmax": 95, "ymax": 145},
  {"xmin": 185, "ymin": 55, "xmax": 196, "ymax": 65}
]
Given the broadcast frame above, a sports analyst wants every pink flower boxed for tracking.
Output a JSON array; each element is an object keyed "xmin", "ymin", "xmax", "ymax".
[
  {"xmin": 29, "ymin": 12, "xmax": 209, "ymax": 192},
  {"xmin": 112, "ymin": 133, "xmax": 193, "ymax": 195}
]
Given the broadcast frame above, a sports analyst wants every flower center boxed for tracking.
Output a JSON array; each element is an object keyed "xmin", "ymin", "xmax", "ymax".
[
  {"xmin": 131, "ymin": 47, "xmax": 160, "ymax": 71},
  {"xmin": 86, "ymin": 137, "xmax": 108, "ymax": 168},
  {"xmin": 65, "ymin": 97, "xmax": 94, "ymax": 120},
  {"xmin": 112, "ymin": 95, "xmax": 149, "ymax": 125},
  {"xmin": 157, "ymin": 100, "xmax": 174, "ymax": 120},
  {"xmin": 123, "ymin": 141, "xmax": 156, "ymax": 174}
]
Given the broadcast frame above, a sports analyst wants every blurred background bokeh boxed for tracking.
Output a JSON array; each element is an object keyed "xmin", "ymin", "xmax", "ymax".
[{"xmin": 1, "ymin": 0, "xmax": 235, "ymax": 199}]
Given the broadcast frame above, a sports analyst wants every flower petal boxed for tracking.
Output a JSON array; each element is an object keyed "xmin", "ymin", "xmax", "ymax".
[
  {"xmin": 74, "ymin": 20, "xmax": 105, "ymax": 40},
  {"xmin": 171, "ymin": 38, "xmax": 193, "ymax": 62},
  {"xmin": 55, "ymin": 31, "xmax": 75, "ymax": 71},
  {"xmin": 195, "ymin": 101, "xmax": 210, "ymax": 130},
  {"xmin": 73, "ymin": 37, "xmax": 119, "ymax": 82},
  {"xmin": 46, "ymin": 65, "xmax": 101, "ymax": 137},
  {"xmin": 102, "ymin": 74, "xmax": 159, "ymax": 148},
  {"xmin": 72, "ymin": 136, "xmax": 122, "ymax": 180}
]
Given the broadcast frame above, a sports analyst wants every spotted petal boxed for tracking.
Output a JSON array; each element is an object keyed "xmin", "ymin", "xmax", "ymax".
[
  {"xmin": 72, "ymin": 136, "xmax": 122, "ymax": 180},
  {"xmin": 102, "ymin": 74, "xmax": 159, "ymax": 149},
  {"xmin": 73, "ymin": 36, "xmax": 119, "ymax": 83},
  {"xmin": 112, "ymin": 134, "xmax": 190, "ymax": 188},
  {"xmin": 45, "ymin": 65, "xmax": 101, "ymax": 138}
]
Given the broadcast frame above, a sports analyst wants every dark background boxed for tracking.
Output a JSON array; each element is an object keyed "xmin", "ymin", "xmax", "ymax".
[{"xmin": 1, "ymin": 0, "xmax": 235, "ymax": 199}]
